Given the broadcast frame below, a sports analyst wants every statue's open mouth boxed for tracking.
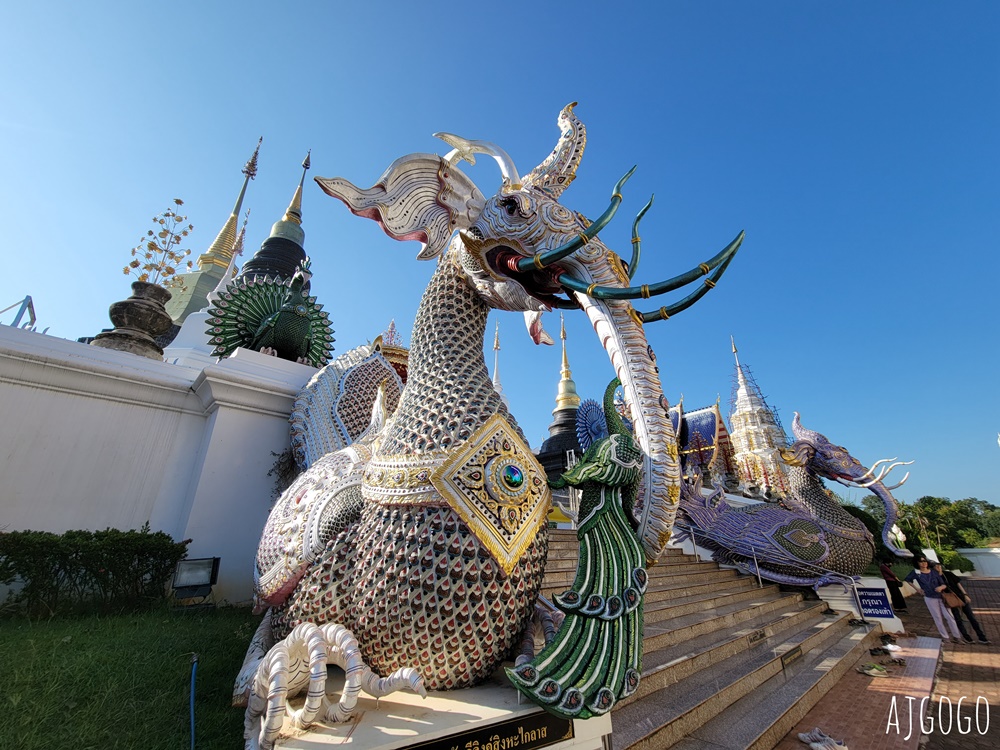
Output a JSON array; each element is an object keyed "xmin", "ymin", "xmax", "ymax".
[{"xmin": 485, "ymin": 245, "xmax": 581, "ymax": 310}]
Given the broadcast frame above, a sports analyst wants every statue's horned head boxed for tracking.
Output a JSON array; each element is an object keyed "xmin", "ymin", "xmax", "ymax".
[
  {"xmin": 314, "ymin": 104, "xmax": 746, "ymax": 564},
  {"xmin": 780, "ymin": 412, "xmax": 914, "ymax": 558},
  {"xmin": 315, "ymin": 103, "xmax": 744, "ymax": 339}
]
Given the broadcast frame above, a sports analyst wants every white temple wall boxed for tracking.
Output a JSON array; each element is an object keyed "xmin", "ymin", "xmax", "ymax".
[{"xmin": 0, "ymin": 325, "xmax": 316, "ymax": 603}]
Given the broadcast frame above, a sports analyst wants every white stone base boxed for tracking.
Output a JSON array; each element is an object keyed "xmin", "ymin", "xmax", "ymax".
[
  {"xmin": 274, "ymin": 671, "xmax": 612, "ymax": 750},
  {"xmin": 818, "ymin": 577, "xmax": 904, "ymax": 633}
]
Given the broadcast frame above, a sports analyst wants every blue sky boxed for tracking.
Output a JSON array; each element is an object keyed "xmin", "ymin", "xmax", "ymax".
[{"xmin": 1, "ymin": 2, "xmax": 997, "ymax": 506}]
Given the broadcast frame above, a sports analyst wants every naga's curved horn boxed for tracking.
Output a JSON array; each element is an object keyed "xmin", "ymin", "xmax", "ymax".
[
  {"xmin": 434, "ymin": 133, "xmax": 522, "ymax": 188},
  {"xmin": 791, "ymin": 412, "xmax": 824, "ymax": 444},
  {"xmin": 514, "ymin": 167, "xmax": 636, "ymax": 273},
  {"xmin": 557, "ymin": 230, "xmax": 743, "ymax": 300},
  {"xmin": 522, "ymin": 102, "xmax": 587, "ymax": 199}
]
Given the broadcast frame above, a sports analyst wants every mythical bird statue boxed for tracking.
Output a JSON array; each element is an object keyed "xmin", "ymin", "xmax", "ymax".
[
  {"xmin": 676, "ymin": 412, "xmax": 913, "ymax": 589},
  {"xmin": 237, "ymin": 104, "xmax": 744, "ymax": 747},
  {"xmin": 507, "ymin": 378, "xmax": 646, "ymax": 718},
  {"xmin": 207, "ymin": 259, "xmax": 334, "ymax": 368}
]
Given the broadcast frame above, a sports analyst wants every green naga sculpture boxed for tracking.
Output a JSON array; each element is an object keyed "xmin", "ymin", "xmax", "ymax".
[
  {"xmin": 507, "ymin": 378, "xmax": 647, "ymax": 719},
  {"xmin": 207, "ymin": 258, "xmax": 334, "ymax": 367}
]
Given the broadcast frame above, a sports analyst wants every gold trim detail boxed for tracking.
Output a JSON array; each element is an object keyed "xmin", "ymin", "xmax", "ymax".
[
  {"xmin": 704, "ymin": 278, "xmax": 716, "ymax": 289},
  {"xmin": 631, "ymin": 236, "xmax": 641, "ymax": 244},
  {"xmin": 627, "ymin": 305, "xmax": 645, "ymax": 328},
  {"xmin": 533, "ymin": 253, "xmax": 546, "ymax": 270},
  {"xmin": 640, "ymin": 284, "xmax": 651, "ymax": 299},
  {"xmin": 578, "ymin": 232, "xmax": 591, "ymax": 245},
  {"xmin": 699, "ymin": 263, "xmax": 710, "ymax": 275},
  {"xmin": 429, "ymin": 414, "xmax": 550, "ymax": 576},
  {"xmin": 659, "ymin": 307, "xmax": 670, "ymax": 320},
  {"xmin": 586, "ymin": 283, "xmax": 598, "ymax": 297},
  {"xmin": 612, "ymin": 192, "xmax": 623, "ymax": 202}
]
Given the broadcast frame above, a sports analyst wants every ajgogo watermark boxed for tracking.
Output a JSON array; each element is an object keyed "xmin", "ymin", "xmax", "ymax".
[{"xmin": 886, "ymin": 695, "xmax": 990, "ymax": 739}]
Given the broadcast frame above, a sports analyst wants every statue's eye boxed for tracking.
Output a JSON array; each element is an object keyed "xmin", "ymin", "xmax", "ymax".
[{"xmin": 499, "ymin": 197, "xmax": 518, "ymax": 217}]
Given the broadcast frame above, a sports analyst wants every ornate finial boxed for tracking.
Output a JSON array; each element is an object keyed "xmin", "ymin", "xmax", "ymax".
[
  {"xmin": 731, "ymin": 334, "xmax": 742, "ymax": 370},
  {"xmin": 381, "ymin": 319, "xmax": 404, "ymax": 349},
  {"xmin": 494, "ymin": 320, "xmax": 501, "ymax": 351},
  {"xmin": 243, "ymin": 137, "xmax": 262, "ymax": 180},
  {"xmin": 282, "ymin": 150, "xmax": 311, "ymax": 226},
  {"xmin": 197, "ymin": 139, "xmax": 261, "ymax": 271},
  {"xmin": 560, "ymin": 312, "xmax": 567, "ymax": 341}
]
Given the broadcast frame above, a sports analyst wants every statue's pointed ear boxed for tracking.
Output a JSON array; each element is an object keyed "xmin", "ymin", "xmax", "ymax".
[
  {"xmin": 316, "ymin": 154, "xmax": 485, "ymax": 260},
  {"xmin": 779, "ymin": 441, "xmax": 815, "ymax": 467}
]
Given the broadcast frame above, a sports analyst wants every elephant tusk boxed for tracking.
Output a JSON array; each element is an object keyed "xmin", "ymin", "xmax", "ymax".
[
  {"xmin": 515, "ymin": 167, "xmax": 636, "ymax": 273},
  {"xmin": 434, "ymin": 132, "xmax": 522, "ymax": 187},
  {"xmin": 559, "ymin": 230, "xmax": 744, "ymax": 301},
  {"xmin": 637, "ymin": 247, "xmax": 739, "ymax": 323},
  {"xmin": 854, "ymin": 457, "xmax": 896, "ymax": 483},
  {"xmin": 883, "ymin": 472, "xmax": 911, "ymax": 491},
  {"xmin": 629, "ymin": 195, "xmax": 654, "ymax": 280}
]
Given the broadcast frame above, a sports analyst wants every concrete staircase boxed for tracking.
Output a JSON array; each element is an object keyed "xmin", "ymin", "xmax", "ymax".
[{"xmin": 542, "ymin": 530, "xmax": 883, "ymax": 750}]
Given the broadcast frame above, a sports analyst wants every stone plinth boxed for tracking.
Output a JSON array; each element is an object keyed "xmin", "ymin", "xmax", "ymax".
[{"xmin": 274, "ymin": 673, "xmax": 612, "ymax": 750}]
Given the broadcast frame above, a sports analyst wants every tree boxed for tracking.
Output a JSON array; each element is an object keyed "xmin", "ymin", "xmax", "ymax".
[{"xmin": 123, "ymin": 199, "xmax": 194, "ymax": 289}]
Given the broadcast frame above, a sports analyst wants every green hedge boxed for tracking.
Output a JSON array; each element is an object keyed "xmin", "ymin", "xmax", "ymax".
[{"xmin": 0, "ymin": 524, "xmax": 188, "ymax": 617}]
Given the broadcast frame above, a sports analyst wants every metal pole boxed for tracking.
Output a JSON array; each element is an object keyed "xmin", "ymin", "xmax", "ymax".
[{"xmin": 750, "ymin": 546, "xmax": 764, "ymax": 588}]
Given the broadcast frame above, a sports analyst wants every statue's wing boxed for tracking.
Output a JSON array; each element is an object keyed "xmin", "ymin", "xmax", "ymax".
[
  {"xmin": 316, "ymin": 153, "xmax": 486, "ymax": 260},
  {"xmin": 254, "ymin": 446, "xmax": 370, "ymax": 609},
  {"xmin": 289, "ymin": 345, "xmax": 404, "ymax": 469}
]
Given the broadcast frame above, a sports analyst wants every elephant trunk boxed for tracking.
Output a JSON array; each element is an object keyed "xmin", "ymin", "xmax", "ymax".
[
  {"xmin": 867, "ymin": 478, "xmax": 912, "ymax": 558},
  {"xmin": 567, "ymin": 247, "xmax": 679, "ymax": 564}
]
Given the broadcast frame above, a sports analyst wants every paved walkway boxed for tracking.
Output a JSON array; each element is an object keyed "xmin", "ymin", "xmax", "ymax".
[{"xmin": 774, "ymin": 578, "xmax": 999, "ymax": 750}]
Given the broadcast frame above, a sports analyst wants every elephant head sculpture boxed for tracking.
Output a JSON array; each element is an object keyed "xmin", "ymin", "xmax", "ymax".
[
  {"xmin": 316, "ymin": 103, "xmax": 744, "ymax": 563},
  {"xmin": 780, "ymin": 412, "xmax": 913, "ymax": 558}
]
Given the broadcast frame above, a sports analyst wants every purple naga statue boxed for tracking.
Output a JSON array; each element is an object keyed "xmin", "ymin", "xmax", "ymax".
[{"xmin": 677, "ymin": 413, "xmax": 912, "ymax": 589}]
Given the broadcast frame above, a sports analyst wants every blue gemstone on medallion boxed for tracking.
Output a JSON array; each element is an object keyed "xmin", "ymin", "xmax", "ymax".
[{"xmin": 502, "ymin": 464, "xmax": 524, "ymax": 488}]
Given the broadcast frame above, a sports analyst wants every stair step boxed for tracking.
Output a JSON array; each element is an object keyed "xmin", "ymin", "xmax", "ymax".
[
  {"xmin": 540, "ymin": 568, "xmax": 744, "ymax": 601},
  {"xmin": 684, "ymin": 619, "xmax": 882, "ymax": 750},
  {"xmin": 643, "ymin": 583, "xmax": 797, "ymax": 626},
  {"xmin": 612, "ymin": 609, "xmax": 864, "ymax": 750},
  {"xmin": 627, "ymin": 600, "xmax": 832, "ymax": 705},
  {"xmin": 642, "ymin": 590, "xmax": 804, "ymax": 653},
  {"xmin": 541, "ymin": 557, "xmax": 717, "ymax": 579}
]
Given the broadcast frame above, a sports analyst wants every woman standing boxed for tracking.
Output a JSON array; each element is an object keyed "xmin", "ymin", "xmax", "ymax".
[
  {"xmin": 932, "ymin": 562, "xmax": 991, "ymax": 645},
  {"xmin": 904, "ymin": 557, "xmax": 964, "ymax": 643}
]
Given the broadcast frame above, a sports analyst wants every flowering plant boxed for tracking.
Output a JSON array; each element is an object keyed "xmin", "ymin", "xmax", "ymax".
[{"xmin": 123, "ymin": 199, "xmax": 194, "ymax": 288}]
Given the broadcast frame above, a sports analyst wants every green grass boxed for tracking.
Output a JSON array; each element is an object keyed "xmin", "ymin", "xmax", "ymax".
[{"xmin": 0, "ymin": 606, "xmax": 260, "ymax": 750}]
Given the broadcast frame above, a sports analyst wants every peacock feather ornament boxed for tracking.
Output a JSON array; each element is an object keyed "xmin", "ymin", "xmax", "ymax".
[
  {"xmin": 507, "ymin": 378, "xmax": 647, "ymax": 719},
  {"xmin": 206, "ymin": 258, "xmax": 334, "ymax": 367}
]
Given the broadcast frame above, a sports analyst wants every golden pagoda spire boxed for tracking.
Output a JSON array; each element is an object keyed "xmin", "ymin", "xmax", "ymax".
[
  {"xmin": 492, "ymin": 320, "xmax": 509, "ymax": 408},
  {"xmin": 283, "ymin": 151, "xmax": 310, "ymax": 225},
  {"xmin": 197, "ymin": 137, "xmax": 261, "ymax": 271},
  {"xmin": 554, "ymin": 312, "xmax": 581, "ymax": 412},
  {"xmin": 266, "ymin": 151, "xmax": 310, "ymax": 247}
]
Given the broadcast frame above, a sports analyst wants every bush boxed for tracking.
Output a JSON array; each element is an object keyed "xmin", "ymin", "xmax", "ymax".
[
  {"xmin": 0, "ymin": 523, "xmax": 188, "ymax": 617},
  {"xmin": 841, "ymin": 504, "xmax": 894, "ymax": 560},
  {"xmin": 939, "ymin": 548, "xmax": 975, "ymax": 573}
]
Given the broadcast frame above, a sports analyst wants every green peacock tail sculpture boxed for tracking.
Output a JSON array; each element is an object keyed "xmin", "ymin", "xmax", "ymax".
[
  {"xmin": 506, "ymin": 377, "xmax": 647, "ymax": 719},
  {"xmin": 206, "ymin": 258, "xmax": 334, "ymax": 367}
]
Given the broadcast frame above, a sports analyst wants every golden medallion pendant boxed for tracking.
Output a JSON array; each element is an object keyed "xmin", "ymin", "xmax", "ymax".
[{"xmin": 431, "ymin": 414, "xmax": 550, "ymax": 575}]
